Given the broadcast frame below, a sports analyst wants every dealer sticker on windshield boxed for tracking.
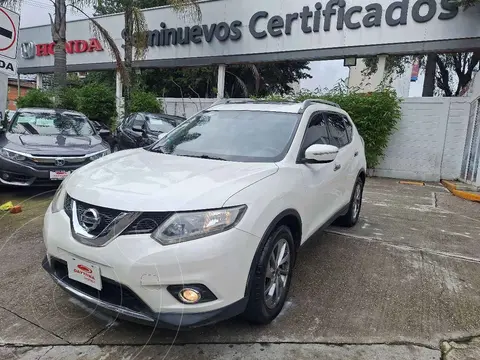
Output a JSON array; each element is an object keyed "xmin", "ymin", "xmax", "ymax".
[
  {"xmin": 67, "ymin": 257, "xmax": 102, "ymax": 290},
  {"xmin": 49, "ymin": 170, "xmax": 70, "ymax": 180}
]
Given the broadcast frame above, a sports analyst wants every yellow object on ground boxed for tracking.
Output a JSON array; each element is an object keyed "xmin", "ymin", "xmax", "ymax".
[
  {"xmin": 0, "ymin": 201, "xmax": 14, "ymax": 211},
  {"xmin": 441, "ymin": 180, "xmax": 480, "ymax": 203},
  {"xmin": 399, "ymin": 180, "xmax": 425, "ymax": 186}
]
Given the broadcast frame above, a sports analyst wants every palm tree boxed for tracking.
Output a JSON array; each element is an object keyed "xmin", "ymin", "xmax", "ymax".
[{"xmin": 1, "ymin": 0, "xmax": 200, "ymax": 114}]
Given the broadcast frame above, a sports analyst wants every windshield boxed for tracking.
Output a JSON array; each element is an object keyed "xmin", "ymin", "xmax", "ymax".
[
  {"xmin": 10, "ymin": 112, "xmax": 95, "ymax": 136},
  {"xmin": 146, "ymin": 115, "xmax": 177, "ymax": 133},
  {"xmin": 150, "ymin": 110, "xmax": 300, "ymax": 162}
]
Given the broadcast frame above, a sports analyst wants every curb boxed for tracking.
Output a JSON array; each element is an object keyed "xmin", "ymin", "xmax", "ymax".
[{"xmin": 441, "ymin": 180, "xmax": 480, "ymax": 203}]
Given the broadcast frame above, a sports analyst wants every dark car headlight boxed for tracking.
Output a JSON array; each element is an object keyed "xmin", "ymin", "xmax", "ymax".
[
  {"xmin": 0, "ymin": 148, "xmax": 27, "ymax": 161},
  {"xmin": 89, "ymin": 149, "xmax": 111, "ymax": 161}
]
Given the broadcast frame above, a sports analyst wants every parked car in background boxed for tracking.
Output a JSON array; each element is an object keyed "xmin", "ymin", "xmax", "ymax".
[
  {"xmin": 90, "ymin": 120, "xmax": 115, "ymax": 150},
  {"xmin": 42, "ymin": 99, "xmax": 366, "ymax": 329},
  {"xmin": 112, "ymin": 112, "xmax": 185, "ymax": 152},
  {"xmin": 0, "ymin": 108, "xmax": 111, "ymax": 186}
]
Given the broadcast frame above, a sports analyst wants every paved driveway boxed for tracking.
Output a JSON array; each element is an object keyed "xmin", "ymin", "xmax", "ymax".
[{"xmin": 0, "ymin": 178, "xmax": 479, "ymax": 359}]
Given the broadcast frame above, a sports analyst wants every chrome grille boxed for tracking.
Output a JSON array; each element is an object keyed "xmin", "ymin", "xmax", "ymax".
[
  {"xmin": 65, "ymin": 195, "xmax": 122, "ymax": 236},
  {"xmin": 64, "ymin": 195, "xmax": 170, "ymax": 237}
]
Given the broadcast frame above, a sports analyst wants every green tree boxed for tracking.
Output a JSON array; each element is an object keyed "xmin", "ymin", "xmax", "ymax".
[
  {"xmin": 363, "ymin": 52, "xmax": 479, "ymax": 97},
  {"xmin": 361, "ymin": 1, "xmax": 479, "ymax": 97},
  {"xmin": 130, "ymin": 90, "xmax": 162, "ymax": 113},
  {"xmin": 16, "ymin": 89, "xmax": 55, "ymax": 109},
  {"xmin": 77, "ymin": 84, "xmax": 117, "ymax": 125}
]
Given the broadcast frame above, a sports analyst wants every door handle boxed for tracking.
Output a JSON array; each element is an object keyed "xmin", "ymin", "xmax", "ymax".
[
  {"xmin": 334, "ymin": 163, "xmax": 341, "ymax": 171},
  {"xmin": 354, "ymin": 151, "xmax": 359, "ymax": 157}
]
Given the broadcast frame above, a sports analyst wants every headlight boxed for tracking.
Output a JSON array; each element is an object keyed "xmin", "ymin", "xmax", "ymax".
[
  {"xmin": 0, "ymin": 148, "xmax": 26, "ymax": 161},
  {"xmin": 151, "ymin": 205, "xmax": 247, "ymax": 245},
  {"xmin": 51, "ymin": 180, "xmax": 68, "ymax": 213},
  {"xmin": 89, "ymin": 149, "xmax": 110, "ymax": 161}
]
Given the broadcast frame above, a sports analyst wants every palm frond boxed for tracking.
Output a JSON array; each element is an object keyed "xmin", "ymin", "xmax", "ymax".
[
  {"xmin": 69, "ymin": 3, "xmax": 128, "ymax": 85},
  {"xmin": 226, "ymin": 71, "xmax": 248, "ymax": 97},
  {"xmin": 131, "ymin": 6, "xmax": 148, "ymax": 61},
  {"xmin": 168, "ymin": 0, "xmax": 202, "ymax": 22}
]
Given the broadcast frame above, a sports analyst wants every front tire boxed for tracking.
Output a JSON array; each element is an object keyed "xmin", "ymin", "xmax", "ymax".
[
  {"xmin": 243, "ymin": 225, "xmax": 295, "ymax": 324},
  {"xmin": 336, "ymin": 177, "xmax": 364, "ymax": 227}
]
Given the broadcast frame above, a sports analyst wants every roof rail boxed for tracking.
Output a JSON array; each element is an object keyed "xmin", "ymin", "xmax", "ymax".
[
  {"xmin": 298, "ymin": 99, "xmax": 341, "ymax": 113},
  {"xmin": 210, "ymin": 98, "xmax": 298, "ymax": 108}
]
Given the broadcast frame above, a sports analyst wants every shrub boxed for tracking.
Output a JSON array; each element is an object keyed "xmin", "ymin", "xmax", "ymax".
[
  {"xmin": 259, "ymin": 88, "xmax": 401, "ymax": 168},
  {"xmin": 57, "ymin": 87, "xmax": 80, "ymax": 111},
  {"xmin": 130, "ymin": 91, "xmax": 162, "ymax": 113},
  {"xmin": 16, "ymin": 89, "xmax": 54, "ymax": 109},
  {"xmin": 77, "ymin": 84, "xmax": 116, "ymax": 126}
]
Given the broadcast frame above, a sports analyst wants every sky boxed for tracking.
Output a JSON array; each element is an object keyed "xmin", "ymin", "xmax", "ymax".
[{"xmin": 17, "ymin": 0, "xmax": 424, "ymax": 96}]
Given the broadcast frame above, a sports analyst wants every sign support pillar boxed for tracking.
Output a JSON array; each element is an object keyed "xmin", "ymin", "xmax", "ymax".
[
  {"xmin": 115, "ymin": 70, "xmax": 122, "ymax": 121},
  {"xmin": 36, "ymin": 73, "xmax": 42, "ymax": 89},
  {"xmin": 217, "ymin": 64, "xmax": 226, "ymax": 99}
]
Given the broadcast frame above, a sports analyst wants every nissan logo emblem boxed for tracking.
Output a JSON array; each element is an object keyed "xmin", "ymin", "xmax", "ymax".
[
  {"xmin": 80, "ymin": 208, "xmax": 101, "ymax": 232},
  {"xmin": 55, "ymin": 158, "xmax": 65, "ymax": 166}
]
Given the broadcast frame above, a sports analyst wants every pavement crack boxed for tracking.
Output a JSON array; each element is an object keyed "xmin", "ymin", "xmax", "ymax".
[
  {"xmin": 0, "ymin": 305, "xmax": 69, "ymax": 345},
  {"xmin": 37, "ymin": 345, "xmax": 54, "ymax": 360},
  {"xmin": 83, "ymin": 320, "xmax": 115, "ymax": 345},
  {"xmin": 326, "ymin": 230, "xmax": 480, "ymax": 264}
]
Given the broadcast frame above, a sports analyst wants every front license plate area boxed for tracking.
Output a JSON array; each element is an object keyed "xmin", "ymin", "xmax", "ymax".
[
  {"xmin": 67, "ymin": 257, "xmax": 102, "ymax": 290},
  {"xmin": 50, "ymin": 170, "xmax": 71, "ymax": 180}
]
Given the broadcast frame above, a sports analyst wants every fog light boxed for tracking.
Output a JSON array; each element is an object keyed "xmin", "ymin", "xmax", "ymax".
[
  {"xmin": 2, "ymin": 173, "xmax": 9, "ymax": 180},
  {"xmin": 179, "ymin": 288, "xmax": 201, "ymax": 304}
]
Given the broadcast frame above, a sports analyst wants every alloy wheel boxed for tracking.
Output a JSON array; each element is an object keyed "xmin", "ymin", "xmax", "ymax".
[
  {"xmin": 264, "ymin": 238, "xmax": 291, "ymax": 309},
  {"xmin": 352, "ymin": 183, "xmax": 362, "ymax": 220}
]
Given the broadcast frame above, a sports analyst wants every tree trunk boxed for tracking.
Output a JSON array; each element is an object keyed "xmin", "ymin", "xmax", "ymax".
[
  {"xmin": 422, "ymin": 53, "xmax": 437, "ymax": 97},
  {"xmin": 53, "ymin": 0, "xmax": 67, "ymax": 106},
  {"xmin": 123, "ymin": 2, "xmax": 133, "ymax": 117}
]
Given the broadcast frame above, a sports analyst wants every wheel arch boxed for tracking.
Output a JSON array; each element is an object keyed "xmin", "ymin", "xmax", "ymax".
[{"xmin": 244, "ymin": 209, "xmax": 302, "ymax": 297}]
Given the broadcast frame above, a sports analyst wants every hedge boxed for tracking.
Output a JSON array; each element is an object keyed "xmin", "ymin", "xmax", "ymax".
[
  {"xmin": 77, "ymin": 84, "xmax": 117, "ymax": 126},
  {"xmin": 258, "ymin": 89, "xmax": 401, "ymax": 168},
  {"xmin": 130, "ymin": 90, "xmax": 163, "ymax": 113},
  {"xmin": 16, "ymin": 89, "xmax": 54, "ymax": 109}
]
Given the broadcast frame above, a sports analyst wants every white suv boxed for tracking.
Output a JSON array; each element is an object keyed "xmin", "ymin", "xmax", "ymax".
[{"xmin": 42, "ymin": 99, "xmax": 366, "ymax": 328}]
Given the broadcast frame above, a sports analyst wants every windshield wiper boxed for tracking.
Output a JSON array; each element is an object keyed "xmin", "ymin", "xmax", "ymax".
[{"xmin": 178, "ymin": 154, "xmax": 227, "ymax": 161}]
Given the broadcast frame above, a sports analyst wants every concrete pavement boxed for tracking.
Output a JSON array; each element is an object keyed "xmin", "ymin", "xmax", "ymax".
[{"xmin": 0, "ymin": 178, "xmax": 479, "ymax": 359}]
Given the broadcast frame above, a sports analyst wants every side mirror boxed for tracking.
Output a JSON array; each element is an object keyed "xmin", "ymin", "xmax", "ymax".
[
  {"xmin": 157, "ymin": 133, "xmax": 167, "ymax": 141},
  {"xmin": 132, "ymin": 125, "xmax": 143, "ymax": 132},
  {"xmin": 98, "ymin": 129, "xmax": 111, "ymax": 138},
  {"xmin": 303, "ymin": 144, "xmax": 338, "ymax": 163}
]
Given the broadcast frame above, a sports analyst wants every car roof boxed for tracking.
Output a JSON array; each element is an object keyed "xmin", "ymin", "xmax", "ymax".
[
  {"xmin": 142, "ymin": 112, "xmax": 185, "ymax": 120},
  {"xmin": 207, "ymin": 99, "xmax": 346, "ymax": 115},
  {"xmin": 16, "ymin": 108, "xmax": 87, "ymax": 117}
]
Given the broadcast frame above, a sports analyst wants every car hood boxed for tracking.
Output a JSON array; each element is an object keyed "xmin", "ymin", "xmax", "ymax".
[
  {"xmin": 3, "ymin": 133, "xmax": 107, "ymax": 156},
  {"xmin": 66, "ymin": 149, "xmax": 278, "ymax": 211}
]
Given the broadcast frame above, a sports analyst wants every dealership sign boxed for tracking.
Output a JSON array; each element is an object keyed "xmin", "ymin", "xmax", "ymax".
[
  {"xmin": 21, "ymin": 38, "xmax": 103, "ymax": 59},
  {"xmin": 16, "ymin": 0, "xmax": 480, "ymax": 73},
  {"xmin": 140, "ymin": 0, "xmax": 458, "ymax": 48}
]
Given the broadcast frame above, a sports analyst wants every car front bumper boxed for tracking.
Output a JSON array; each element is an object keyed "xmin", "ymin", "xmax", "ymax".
[
  {"xmin": 0, "ymin": 157, "xmax": 84, "ymax": 186},
  {"xmin": 42, "ymin": 255, "xmax": 248, "ymax": 329},
  {"xmin": 42, "ymin": 205, "xmax": 260, "ymax": 328}
]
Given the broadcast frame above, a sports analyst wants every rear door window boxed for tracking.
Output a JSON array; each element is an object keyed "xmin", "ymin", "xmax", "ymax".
[{"xmin": 326, "ymin": 113, "xmax": 350, "ymax": 148}]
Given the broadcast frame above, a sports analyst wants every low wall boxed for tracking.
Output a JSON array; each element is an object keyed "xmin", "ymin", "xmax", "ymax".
[
  {"xmin": 160, "ymin": 97, "xmax": 216, "ymax": 118},
  {"xmin": 370, "ymin": 97, "xmax": 471, "ymax": 182}
]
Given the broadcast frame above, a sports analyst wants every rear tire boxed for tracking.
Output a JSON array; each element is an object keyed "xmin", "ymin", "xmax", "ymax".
[
  {"xmin": 243, "ymin": 225, "xmax": 295, "ymax": 324},
  {"xmin": 336, "ymin": 177, "xmax": 364, "ymax": 227}
]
